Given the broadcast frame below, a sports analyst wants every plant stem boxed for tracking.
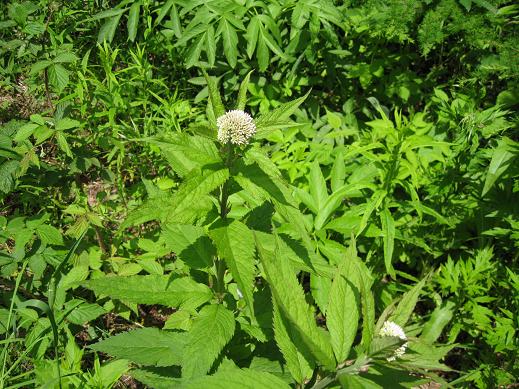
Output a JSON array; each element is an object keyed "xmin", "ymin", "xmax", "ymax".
[{"xmin": 214, "ymin": 142, "xmax": 233, "ymax": 300}]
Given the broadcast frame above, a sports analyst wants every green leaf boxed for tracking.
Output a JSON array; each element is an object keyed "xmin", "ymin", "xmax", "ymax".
[
  {"xmin": 209, "ymin": 220, "xmax": 256, "ymax": 319},
  {"xmin": 272, "ymin": 302, "xmax": 313, "ymax": 383},
  {"xmin": 148, "ymin": 133, "xmax": 221, "ymax": 177},
  {"xmin": 182, "ymin": 367, "xmax": 292, "ymax": 389},
  {"xmin": 357, "ymin": 190, "xmax": 385, "ymax": 236},
  {"xmin": 246, "ymin": 16, "xmax": 259, "ymax": 59},
  {"xmin": 127, "ymin": 2, "xmax": 140, "ymax": 42},
  {"xmin": 326, "ymin": 243, "xmax": 361, "ymax": 362},
  {"xmin": 182, "ymin": 304, "xmax": 235, "ymax": 378},
  {"xmin": 163, "ymin": 167, "xmax": 229, "ymax": 224},
  {"xmin": 309, "ymin": 161, "xmax": 328, "ymax": 211},
  {"xmin": 315, "ymin": 183, "xmax": 372, "ymax": 231},
  {"xmin": 36, "ymin": 224, "xmax": 63, "ymax": 246},
  {"xmin": 0, "ymin": 161, "xmax": 19, "ymax": 193},
  {"xmin": 236, "ymin": 70, "xmax": 253, "ymax": 110},
  {"xmin": 420, "ymin": 301, "xmax": 454, "ymax": 344},
  {"xmin": 55, "ymin": 118, "xmax": 80, "ymax": 131},
  {"xmin": 131, "ymin": 367, "xmax": 182, "ymax": 388},
  {"xmin": 185, "ymin": 33, "xmax": 205, "ymax": 68},
  {"xmin": 219, "ymin": 18, "xmax": 238, "ymax": 68},
  {"xmin": 380, "ymin": 208, "xmax": 396, "ymax": 278},
  {"xmin": 14, "ymin": 123, "xmax": 39, "ymax": 142},
  {"xmin": 97, "ymin": 12, "xmax": 123, "ymax": 43},
  {"xmin": 162, "ymin": 224, "xmax": 215, "ymax": 269},
  {"xmin": 52, "ymin": 52, "xmax": 78, "ymax": 64},
  {"xmin": 90, "ymin": 328, "xmax": 187, "ymax": 367},
  {"xmin": 206, "ymin": 24, "xmax": 216, "ymax": 66},
  {"xmin": 67, "ymin": 302, "xmax": 106, "ymax": 325},
  {"xmin": 388, "ymin": 276, "xmax": 427, "ymax": 327},
  {"xmin": 256, "ymin": 233, "xmax": 336, "ymax": 371},
  {"xmin": 482, "ymin": 138, "xmax": 518, "ymax": 196},
  {"xmin": 30, "ymin": 60, "xmax": 52, "ymax": 75},
  {"xmin": 48, "ymin": 64, "xmax": 69, "ymax": 92},
  {"xmin": 255, "ymin": 91, "xmax": 310, "ymax": 138},
  {"xmin": 330, "ymin": 151, "xmax": 345, "ymax": 192},
  {"xmin": 82, "ymin": 275, "xmax": 212, "ymax": 310},
  {"xmin": 203, "ymin": 71, "xmax": 225, "ymax": 119}
]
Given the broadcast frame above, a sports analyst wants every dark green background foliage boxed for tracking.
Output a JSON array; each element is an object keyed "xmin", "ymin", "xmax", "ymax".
[{"xmin": 0, "ymin": 0, "xmax": 518, "ymax": 388}]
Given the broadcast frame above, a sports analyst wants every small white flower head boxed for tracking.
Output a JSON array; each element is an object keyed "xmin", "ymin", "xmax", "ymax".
[
  {"xmin": 379, "ymin": 321, "xmax": 408, "ymax": 362},
  {"xmin": 216, "ymin": 110, "xmax": 256, "ymax": 146}
]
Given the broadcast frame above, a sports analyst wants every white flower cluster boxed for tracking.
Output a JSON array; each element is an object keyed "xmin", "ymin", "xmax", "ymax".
[
  {"xmin": 216, "ymin": 110, "xmax": 256, "ymax": 146},
  {"xmin": 379, "ymin": 321, "xmax": 408, "ymax": 362}
]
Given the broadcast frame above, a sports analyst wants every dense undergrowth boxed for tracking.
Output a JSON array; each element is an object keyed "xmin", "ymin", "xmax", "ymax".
[{"xmin": 1, "ymin": 0, "xmax": 518, "ymax": 388}]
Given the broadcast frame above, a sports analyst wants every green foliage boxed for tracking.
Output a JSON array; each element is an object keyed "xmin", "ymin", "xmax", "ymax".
[{"xmin": 0, "ymin": 0, "xmax": 518, "ymax": 387}]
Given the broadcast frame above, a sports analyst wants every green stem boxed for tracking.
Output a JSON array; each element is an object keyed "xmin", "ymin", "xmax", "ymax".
[{"xmin": 214, "ymin": 142, "xmax": 234, "ymax": 300}]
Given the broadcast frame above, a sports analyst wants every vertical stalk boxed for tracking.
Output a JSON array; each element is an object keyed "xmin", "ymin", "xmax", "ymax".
[{"xmin": 215, "ymin": 142, "xmax": 233, "ymax": 299}]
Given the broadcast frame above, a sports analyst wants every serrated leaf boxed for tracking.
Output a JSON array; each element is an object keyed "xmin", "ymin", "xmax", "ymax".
[
  {"xmin": 52, "ymin": 52, "xmax": 78, "ymax": 64},
  {"xmin": 330, "ymin": 151, "xmax": 345, "ymax": 192},
  {"xmin": 256, "ymin": 233, "xmax": 336, "ymax": 371},
  {"xmin": 380, "ymin": 207, "xmax": 396, "ymax": 278},
  {"xmin": 14, "ymin": 123, "xmax": 39, "ymax": 142},
  {"xmin": 219, "ymin": 18, "xmax": 238, "ymax": 68},
  {"xmin": 48, "ymin": 63, "xmax": 69, "ymax": 92},
  {"xmin": 357, "ymin": 190, "xmax": 385, "ymax": 235},
  {"xmin": 147, "ymin": 133, "xmax": 221, "ymax": 177},
  {"xmin": 236, "ymin": 70, "xmax": 253, "ymax": 110},
  {"xmin": 255, "ymin": 91, "xmax": 310, "ymax": 138},
  {"xmin": 388, "ymin": 276, "xmax": 427, "ymax": 327},
  {"xmin": 97, "ymin": 13, "xmax": 123, "ymax": 43},
  {"xmin": 326, "ymin": 243, "xmax": 361, "ymax": 362},
  {"xmin": 55, "ymin": 132, "xmax": 72, "ymax": 157},
  {"xmin": 67, "ymin": 302, "xmax": 106, "ymax": 325},
  {"xmin": 36, "ymin": 224, "xmax": 63, "ymax": 246},
  {"xmin": 246, "ymin": 16, "xmax": 259, "ymax": 59},
  {"xmin": 315, "ymin": 183, "xmax": 372, "ymax": 231},
  {"xmin": 182, "ymin": 304, "xmax": 235, "ymax": 378},
  {"xmin": 82, "ymin": 275, "xmax": 212, "ymax": 310},
  {"xmin": 482, "ymin": 138, "xmax": 518, "ymax": 195},
  {"xmin": 55, "ymin": 118, "xmax": 80, "ymax": 131},
  {"xmin": 209, "ymin": 220, "xmax": 256, "ymax": 319},
  {"xmin": 309, "ymin": 160, "xmax": 328, "ymax": 211},
  {"xmin": 182, "ymin": 366, "xmax": 291, "ymax": 389},
  {"xmin": 90, "ymin": 328, "xmax": 187, "ymax": 367},
  {"xmin": 162, "ymin": 224, "xmax": 215, "ymax": 269},
  {"xmin": 272, "ymin": 302, "xmax": 313, "ymax": 383},
  {"xmin": 127, "ymin": 2, "xmax": 140, "ymax": 42},
  {"xmin": 203, "ymin": 71, "xmax": 225, "ymax": 119},
  {"xmin": 122, "ymin": 166, "xmax": 229, "ymax": 229},
  {"xmin": 206, "ymin": 24, "xmax": 216, "ymax": 66},
  {"xmin": 30, "ymin": 60, "xmax": 52, "ymax": 75},
  {"xmin": 420, "ymin": 301, "xmax": 454, "ymax": 344}
]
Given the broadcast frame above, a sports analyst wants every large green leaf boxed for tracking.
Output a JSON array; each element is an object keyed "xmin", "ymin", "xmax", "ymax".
[
  {"xmin": 219, "ymin": 17, "xmax": 238, "ymax": 68},
  {"xmin": 387, "ymin": 276, "xmax": 427, "ymax": 327},
  {"xmin": 482, "ymin": 137, "xmax": 518, "ymax": 195},
  {"xmin": 209, "ymin": 220, "xmax": 256, "ymax": 319},
  {"xmin": 326, "ymin": 243, "xmax": 361, "ymax": 362},
  {"xmin": 147, "ymin": 133, "xmax": 221, "ymax": 177},
  {"xmin": 272, "ymin": 301, "xmax": 313, "ymax": 383},
  {"xmin": 203, "ymin": 71, "xmax": 225, "ymax": 119},
  {"xmin": 255, "ymin": 91, "xmax": 310, "ymax": 138},
  {"xmin": 162, "ymin": 224, "xmax": 215, "ymax": 269},
  {"xmin": 379, "ymin": 207, "xmax": 396, "ymax": 278},
  {"xmin": 182, "ymin": 304, "xmax": 236, "ymax": 378},
  {"xmin": 182, "ymin": 366, "xmax": 291, "ymax": 389},
  {"xmin": 90, "ymin": 328, "xmax": 186, "ymax": 367},
  {"xmin": 256, "ymin": 233, "xmax": 336, "ymax": 371},
  {"xmin": 127, "ymin": 2, "xmax": 140, "ymax": 42},
  {"xmin": 82, "ymin": 275, "xmax": 212, "ymax": 310},
  {"xmin": 309, "ymin": 161, "xmax": 328, "ymax": 211}
]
